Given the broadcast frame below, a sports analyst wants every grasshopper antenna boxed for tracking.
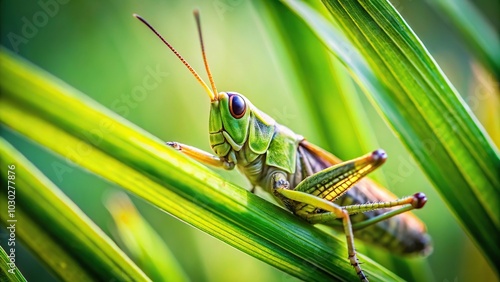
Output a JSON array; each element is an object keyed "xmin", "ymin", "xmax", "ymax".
[
  {"xmin": 133, "ymin": 13, "xmax": 217, "ymax": 101},
  {"xmin": 193, "ymin": 10, "xmax": 218, "ymax": 97}
]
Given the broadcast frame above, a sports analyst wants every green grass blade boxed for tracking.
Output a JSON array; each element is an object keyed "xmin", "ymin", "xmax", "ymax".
[
  {"xmin": 429, "ymin": 0, "xmax": 500, "ymax": 78},
  {"xmin": 280, "ymin": 0, "xmax": 500, "ymax": 272},
  {"xmin": 0, "ymin": 137, "xmax": 150, "ymax": 281},
  {"xmin": 0, "ymin": 47, "xmax": 403, "ymax": 281},
  {"xmin": 0, "ymin": 246, "xmax": 26, "ymax": 282}
]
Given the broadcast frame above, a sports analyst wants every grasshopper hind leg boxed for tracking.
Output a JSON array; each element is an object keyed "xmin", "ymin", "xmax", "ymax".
[
  {"xmin": 272, "ymin": 172, "xmax": 369, "ymax": 282},
  {"xmin": 272, "ymin": 150, "xmax": 394, "ymax": 281},
  {"xmin": 273, "ymin": 174, "xmax": 368, "ymax": 282},
  {"xmin": 274, "ymin": 150, "xmax": 429, "ymax": 281}
]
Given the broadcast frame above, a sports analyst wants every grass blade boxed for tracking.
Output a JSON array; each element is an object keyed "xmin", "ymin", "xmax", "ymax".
[
  {"xmin": 0, "ymin": 137, "xmax": 150, "ymax": 281},
  {"xmin": 0, "ymin": 246, "xmax": 26, "ymax": 282},
  {"xmin": 106, "ymin": 193, "xmax": 188, "ymax": 282}
]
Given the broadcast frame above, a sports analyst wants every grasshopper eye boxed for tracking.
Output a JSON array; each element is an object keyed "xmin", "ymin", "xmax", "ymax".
[{"xmin": 229, "ymin": 94, "xmax": 246, "ymax": 119}]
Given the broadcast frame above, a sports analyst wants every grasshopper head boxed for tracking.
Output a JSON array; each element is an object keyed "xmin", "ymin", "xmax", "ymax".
[
  {"xmin": 134, "ymin": 12, "xmax": 274, "ymax": 160},
  {"xmin": 209, "ymin": 92, "xmax": 276, "ymax": 160},
  {"xmin": 209, "ymin": 92, "xmax": 251, "ymax": 156}
]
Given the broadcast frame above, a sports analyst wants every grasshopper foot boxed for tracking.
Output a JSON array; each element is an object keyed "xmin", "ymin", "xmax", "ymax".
[
  {"xmin": 412, "ymin": 192, "xmax": 427, "ymax": 209},
  {"xmin": 166, "ymin": 141, "xmax": 181, "ymax": 150}
]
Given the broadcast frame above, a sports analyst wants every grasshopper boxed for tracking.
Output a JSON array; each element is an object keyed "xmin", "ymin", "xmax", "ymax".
[{"xmin": 134, "ymin": 11, "xmax": 432, "ymax": 281}]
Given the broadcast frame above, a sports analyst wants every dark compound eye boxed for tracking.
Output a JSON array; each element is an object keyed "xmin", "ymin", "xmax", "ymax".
[{"xmin": 229, "ymin": 94, "xmax": 246, "ymax": 119}]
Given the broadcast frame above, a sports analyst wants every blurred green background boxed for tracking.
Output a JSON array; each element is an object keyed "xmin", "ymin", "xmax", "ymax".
[{"xmin": 1, "ymin": 0, "xmax": 498, "ymax": 281}]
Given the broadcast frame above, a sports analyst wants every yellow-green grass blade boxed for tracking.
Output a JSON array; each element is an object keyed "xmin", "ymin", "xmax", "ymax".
[
  {"xmin": 0, "ymin": 138, "xmax": 150, "ymax": 281},
  {"xmin": 0, "ymin": 246, "xmax": 26, "ymax": 282},
  {"xmin": 106, "ymin": 192, "xmax": 188, "ymax": 282},
  {"xmin": 255, "ymin": 1, "xmax": 433, "ymax": 281},
  {"xmin": 0, "ymin": 47, "xmax": 402, "ymax": 281},
  {"xmin": 429, "ymin": 0, "xmax": 500, "ymax": 78},
  {"xmin": 281, "ymin": 0, "xmax": 500, "ymax": 272}
]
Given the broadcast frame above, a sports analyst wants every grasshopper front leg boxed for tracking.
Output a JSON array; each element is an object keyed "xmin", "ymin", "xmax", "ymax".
[{"xmin": 167, "ymin": 142, "xmax": 235, "ymax": 170}]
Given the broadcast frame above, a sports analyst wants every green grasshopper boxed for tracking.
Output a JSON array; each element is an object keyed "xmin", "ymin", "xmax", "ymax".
[{"xmin": 134, "ymin": 11, "xmax": 432, "ymax": 281}]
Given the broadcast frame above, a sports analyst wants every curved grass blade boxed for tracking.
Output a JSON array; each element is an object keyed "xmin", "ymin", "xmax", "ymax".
[
  {"xmin": 0, "ymin": 47, "xmax": 403, "ymax": 281},
  {"xmin": 105, "ymin": 192, "xmax": 188, "ymax": 282},
  {"xmin": 280, "ymin": 0, "xmax": 500, "ymax": 272},
  {"xmin": 0, "ymin": 137, "xmax": 150, "ymax": 281},
  {"xmin": 0, "ymin": 246, "xmax": 26, "ymax": 282}
]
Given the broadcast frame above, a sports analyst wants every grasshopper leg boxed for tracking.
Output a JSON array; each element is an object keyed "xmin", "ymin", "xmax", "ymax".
[
  {"xmin": 272, "ymin": 151, "xmax": 390, "ymax": 282},
  {"xmin": 349, "ymin": 192, "xmax": 426, "ymax": 231},
  {"xmin": 275, "ymin": 185, "xmax": 369, "ymax": 282},
  {"xmin": 305, "ymin": 192, "xmax": 427, "ymax": 231},
  {"xmin": 166, "ymin": 142, "xmax": 235, "ymax": 170}
]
